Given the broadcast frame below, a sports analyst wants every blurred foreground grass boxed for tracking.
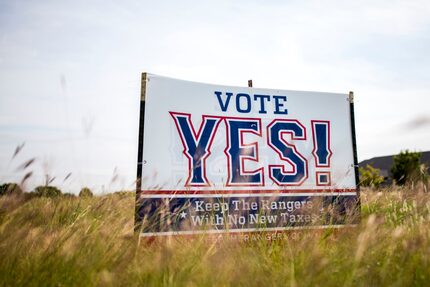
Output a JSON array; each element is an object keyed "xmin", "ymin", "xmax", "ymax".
[{"xmin": 1, "ymin": 188, "xmax": 430, "ymax": 286}]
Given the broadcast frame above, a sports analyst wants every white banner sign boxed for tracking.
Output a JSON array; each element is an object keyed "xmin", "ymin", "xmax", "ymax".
[{"xmin": 136, "ymin": 73, "xmax": 359, "ymax": 236}]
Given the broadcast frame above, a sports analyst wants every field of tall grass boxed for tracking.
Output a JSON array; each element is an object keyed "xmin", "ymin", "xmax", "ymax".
[{"xmin": 0, "ymin": 187, "xmax": 429, "ymax": 286}]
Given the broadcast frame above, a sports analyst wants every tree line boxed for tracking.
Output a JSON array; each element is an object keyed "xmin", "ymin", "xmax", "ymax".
[
  {"xmin": 0, "ymin": 184, "xmax": 93, "ymax": 198},
  {"xmin": 360, "ymin": 150, "xmax": 429, "ymax": 189}
]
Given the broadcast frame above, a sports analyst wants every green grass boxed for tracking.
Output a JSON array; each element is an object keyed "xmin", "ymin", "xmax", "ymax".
[{"xmin": 1, "ymin": 188, "xmax": 430, "ymax": 286}]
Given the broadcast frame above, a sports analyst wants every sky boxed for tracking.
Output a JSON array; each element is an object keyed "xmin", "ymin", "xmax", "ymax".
[{"xmin": 1, "ymin": 0, "xmax": 430, "ymax": 193}]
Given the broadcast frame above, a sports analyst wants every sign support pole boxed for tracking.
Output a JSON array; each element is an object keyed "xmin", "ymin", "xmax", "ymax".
[
  {"xmin": 349, "ymin": 91, "xmax": 361, "ymax": 220},
  {"xmin": 135, "ymin": 72, "xmax": 147, "ymax": 231}
]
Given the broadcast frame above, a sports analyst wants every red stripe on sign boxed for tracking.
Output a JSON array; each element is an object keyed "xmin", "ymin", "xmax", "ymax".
[{"xmin": 140, "ymin": 189, "xmax": 357, "ymax": 195}]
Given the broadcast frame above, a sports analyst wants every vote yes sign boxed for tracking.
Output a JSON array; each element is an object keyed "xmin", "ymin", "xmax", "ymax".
[{"xmin": 136, "ymin": 74, "xmax": 360, "ymax": 237}]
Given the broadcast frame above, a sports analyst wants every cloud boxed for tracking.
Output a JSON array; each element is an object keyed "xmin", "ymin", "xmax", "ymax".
[{"xmin": 403, "ymin": 115, "xmax": 430, "ymax": 130}]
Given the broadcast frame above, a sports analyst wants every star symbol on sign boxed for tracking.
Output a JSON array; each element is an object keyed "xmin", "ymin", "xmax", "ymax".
[{"xmin": 179, "ymin": 211, "xmax": 187, "ymax": 219}]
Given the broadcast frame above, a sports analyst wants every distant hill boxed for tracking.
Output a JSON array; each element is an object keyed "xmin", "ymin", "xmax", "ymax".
[{"xmin": 359, "ymin": 151, "xmax": 430, "ymax": 179}]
